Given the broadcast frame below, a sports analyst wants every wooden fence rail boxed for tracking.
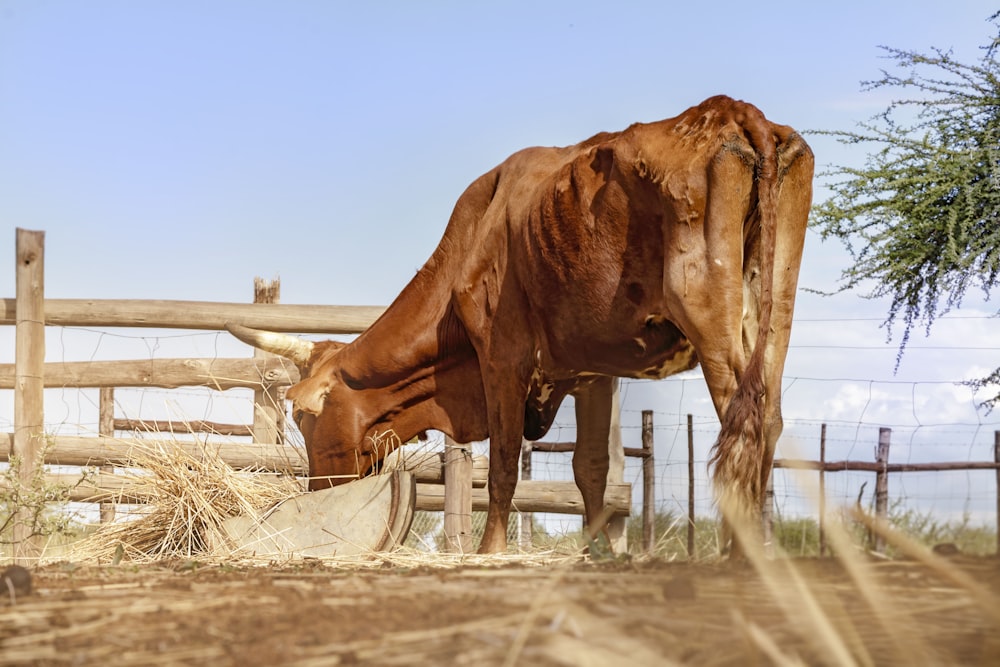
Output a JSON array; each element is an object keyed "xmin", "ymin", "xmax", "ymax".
[
  {"xmin": 3, "ymin": 228, "xmax": 637, "ymax": 561},
  {"xmin": 0, "ymin": 299, "xmax": 386, "ymax": 333},
  {"xmin": 0, "ymin": 358, "xmax": 300, "ymax": 390},
  {"xmin": 772, "ymin": 425, "xmax": 1000, "ymax": 556},
  {"xmin": 776, "ymin": 459, "xmax": 1000, "ymax": 473}
]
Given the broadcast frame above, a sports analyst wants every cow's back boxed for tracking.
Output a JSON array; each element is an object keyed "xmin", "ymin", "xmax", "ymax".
[{"xmin": 478, "ymin": 98, "xmax": 768, "ymax": 378}]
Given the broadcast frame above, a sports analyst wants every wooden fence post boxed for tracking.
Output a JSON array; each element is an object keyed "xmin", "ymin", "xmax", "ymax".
[
  {"xmin": 686, "ymin": 413, "xmax": 694, "ymax": 559},
  {"xmin": 251, "ymin": 277, "xmax": 284, "ymax": 445},
  {"xmin": 443, "ymin": 436, "xmax": 473, "ymax": 553},
  {"xmin": 874, "ymin": 427, "xmax": 891, "ymax": 554},
  {"xmin": 819, "ymin": 423, "xmax": 827, "ymax": 557},
  {"xmin": 642, "ymin": 409, "xmax": 655, "ymax": 553},
  {"xmin": 762, "ymin": 469, "xmax": 774, "ymax": 552},
  {"xmin": 995, "ymin": 431, "xmax": 999, "ymax": 556},
  {"xmin": 519, "ymin": 440, "xmax": 533, "ymax": 549},
  {"xmin": 13, "ymin": 228, "xmax": 45, "ymax": 562},
  {"xmin": 98, "ymin": 388, "xmax": 116, "ymax": 523}
]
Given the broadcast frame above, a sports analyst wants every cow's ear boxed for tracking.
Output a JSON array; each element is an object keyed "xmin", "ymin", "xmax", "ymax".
[
  {"xmin": 286, "ymin": 377, "xmax": 331, "ymax": 416},
  {"xmin": 302, "ymin": 339, "xmax": 348, "ymax": 375}
]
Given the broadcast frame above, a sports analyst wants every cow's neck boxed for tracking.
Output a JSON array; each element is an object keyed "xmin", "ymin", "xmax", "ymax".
[
  {"xmin": 341, "ymin": 263, "xmax": 452, "ymax": 385},
  {"xmin": 336, "ymin": 261, "xmax": 488, "ymax": 444}
]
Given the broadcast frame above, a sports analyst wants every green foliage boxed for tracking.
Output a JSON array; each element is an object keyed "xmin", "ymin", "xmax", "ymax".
[
  {"xmin": 772, "ymin": 516, "xmax": 823, "ymax": 556},
  {"xmin": 625, "ymin": 510, "xmax": 722, "ymax": 560},
  {"xmin": 407, "ymin": 505, "xmax": 996, "ymax": 558},
  {"xmin": 810, "ymin": 13, "xmax": 1000, "ymax": 406},
  {"xmin": 1, "ymin": 445, "xmax": 86, "ymax": 549},
  {"xmin": 405, "ymin": 510, "xmax": 551, "ymax": 552},
  {"xmin": 625, "ymin": 506, "xmax": 996, "ymax": 560},
  {"xmin": 868, "ymin": 500, "xmax": 997, "ymax": 557}
]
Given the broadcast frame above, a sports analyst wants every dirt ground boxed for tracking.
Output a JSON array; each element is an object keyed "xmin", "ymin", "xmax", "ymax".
[{"xmin": 1, "ymin": 555, "xmax": 999, "ymax": 666}]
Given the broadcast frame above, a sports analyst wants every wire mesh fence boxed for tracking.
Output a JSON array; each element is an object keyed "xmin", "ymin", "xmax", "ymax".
[{"xmin": 4, "ymin": 322, "xmax": 1000, "ymax": 555}]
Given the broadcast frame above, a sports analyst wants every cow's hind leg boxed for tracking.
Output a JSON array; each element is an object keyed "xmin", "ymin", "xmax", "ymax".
[
  {"xmin": 662, "ymin": 143, "xmax": 759, "ymax": 554},
  {"xmin": 746, "ymin": 134, "xmax": 813, "ymax": 551},
  {"xmin": 479, "ymin": 434, "xmax": 523, "ymax": 553}
]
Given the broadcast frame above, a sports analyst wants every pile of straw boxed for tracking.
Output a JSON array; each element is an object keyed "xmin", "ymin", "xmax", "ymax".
[{"xmin": 69, "ymin": 439, "xmax": 302, "ymax": 563}]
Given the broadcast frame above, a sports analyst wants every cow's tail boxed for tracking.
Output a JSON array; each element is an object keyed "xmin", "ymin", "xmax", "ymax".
[{"xmin": 708, "ymin": 112, "xmax": 780, "ymax": 530}]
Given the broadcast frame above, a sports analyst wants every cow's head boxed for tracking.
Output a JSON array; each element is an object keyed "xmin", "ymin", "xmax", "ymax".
[{"xmin": 226, "ymin": 324, "xmax": 395, "ymax": 490}]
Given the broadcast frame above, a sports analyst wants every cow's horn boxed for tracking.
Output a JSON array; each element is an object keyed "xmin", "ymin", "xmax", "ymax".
[{"xmin": 225, "ymin": 323, "xmax": 314, "ymax": 366}]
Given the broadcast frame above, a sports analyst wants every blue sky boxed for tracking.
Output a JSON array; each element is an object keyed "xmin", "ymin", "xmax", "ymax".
[
  {"xmin": 1, "ymin": 1, "xmax": 993, "ymax": 303},
  {"xmin": 2, "ymin": 2, "xmax": 999, "ymax": 523}
]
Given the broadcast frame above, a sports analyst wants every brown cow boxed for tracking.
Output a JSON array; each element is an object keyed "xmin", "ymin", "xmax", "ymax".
[{"xmin": 230, "ymin": 96, "xmax": 813, "ymax": 554}]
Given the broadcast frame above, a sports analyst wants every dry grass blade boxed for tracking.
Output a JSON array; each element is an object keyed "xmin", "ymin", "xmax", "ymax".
[
  {"xmin": 782, "ymin": 462, "xmax": 930, "ymax": 665},
  {"xmin": 814, "ymin": 510, "xmax": 931, "ymax": 665},
  {"xmin": 731, "ymin": 609, "xmax": 807, "ymax": 667},
  {"xmin": 500, "ymin": 509, "xmax": 619, "ymax": 667},
  {"xmin": 721, "ymin": 496, "xmax": 861, "ymax": 667},
  {"xmin": 848, "ymin": 506, "xmax": 1000, "ymax": 625},
  {"xmin": 502, "ymin": 563, "xmax": 569, "ymax": 667}
]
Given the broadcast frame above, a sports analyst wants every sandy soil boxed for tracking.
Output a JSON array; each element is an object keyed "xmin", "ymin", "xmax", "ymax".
[{"xmin": 1, "ymin": 555, "xmax": 999, "ymax": 666}]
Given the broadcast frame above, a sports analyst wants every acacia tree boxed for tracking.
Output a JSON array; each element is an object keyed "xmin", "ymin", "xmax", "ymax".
[{"xmin": 811, "ymin": 13, "xmax": 1000, "ymax": 407}]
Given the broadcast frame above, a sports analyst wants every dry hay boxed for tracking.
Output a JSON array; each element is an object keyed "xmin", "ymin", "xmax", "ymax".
[
  {"xmin": 68, "ymin": 438, "xmax": 303, "ymax": 563},
  {"xmin": 64, "ymin": 429, "xmax": 591, "ymax": 571}
]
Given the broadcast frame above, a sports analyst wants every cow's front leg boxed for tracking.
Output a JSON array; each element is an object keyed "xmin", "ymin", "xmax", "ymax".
[
  {"xmin": 452, "ymin": 282, "xmax": 535, "ymax": 554},
  {"xmin": 479, "ymin": 369, "xmax": 530, "ymax": 554},
  {"xmin": 479, "ymin": 434, "xmax": 521, "ymax": 553},
  {"xmin": 572, "ymin": 376, "xmax": 619, "ymax": 551}
]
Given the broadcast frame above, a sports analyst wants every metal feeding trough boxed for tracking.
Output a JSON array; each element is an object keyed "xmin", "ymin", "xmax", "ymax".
[{"xmin": 216, "ymin": 470, "xmax": 416, "ymax": 558}]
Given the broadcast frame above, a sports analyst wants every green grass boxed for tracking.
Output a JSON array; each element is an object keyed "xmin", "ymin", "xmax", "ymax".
[
  {"xmin": 623, "ymin": 504, "xmax": 998, "ymax": 560},
  {"xmin": 407, "ymin": 503, "xmax": 998, "ymax": 558},
  {"xmin": 863, "ymin": 502, "xmax": 997, "ymax": 558}
]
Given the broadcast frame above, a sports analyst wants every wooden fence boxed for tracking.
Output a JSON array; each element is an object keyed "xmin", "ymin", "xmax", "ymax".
[
  {"xmin": 10, "ymin": 229, "xmax": 995, "ymax": 561},
  {"xmin": 2, "ymin": 229, "xmax": 640, "ymax": 560},
  {"xmin": 772, "ymin": 425, "xmax": 1000, "ymax": 556},
  {"xmin": 631, "ymin": 418, "xmax": 1000, "ymax": 559}
]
